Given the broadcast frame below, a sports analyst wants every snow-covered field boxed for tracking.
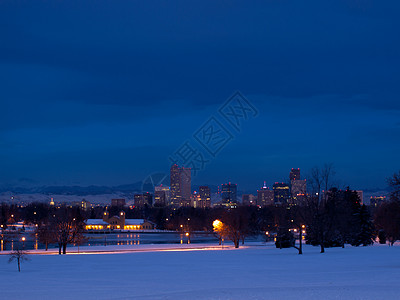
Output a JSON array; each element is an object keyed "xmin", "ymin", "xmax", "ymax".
[{"xmin": 1, "ymin": 243, "xmax": 399, "ymax": 300}]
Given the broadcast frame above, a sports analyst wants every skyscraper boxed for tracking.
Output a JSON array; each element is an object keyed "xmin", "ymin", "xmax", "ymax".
[
  {"xmin": 154, "ymin": 191, "xmax": 165, "ymax": 206},
  {"xmin": 291, "ymin": 179, "xmax": 307, "ymax": 204},
  {"xmin": 154, "ymin": 185, "xmax": 171, "ymax": 206},
  {"xmin": 199, "ymin": 186, "xmax": 211, "ymax": 208},
  {"xmin": 289, "ymin": 168, "xmax": 306, "ymax": 204},
  {"xmin": 273, "ymin": 182, "xmax": 290, "ymax": 204},
  {"xmin": 289, "ymin": 168, "xmax": 301, "ymax": 181},
  {"xmin": 242, "ymin": 194, "xmax": 256, "ymax": 206},
  {"xmin": 190, "ymin": 191, "xmax": 201, "ymax": 208},
  {"xmin": 370, "ymin": 196, "xmax": 386, "ymax": 207},
  {"xmin": 257, "ymin": 181, "xmax": 274, "ymax": 206},
  {"xmin": 221, "ymin": 183, "xmax": 237, "ymax": 204},
  {"xmin": 180, "ymin": 167, "xmax": 191, "ymax": 206},
  {"xmin": 356, "ymin": 190, "xmax": 364, "ymax": 205},
  {"xmin": 170, "ymin": 164, "xmax": 191, "ymax": 207},
  {"xmin": 170, "ymin": 164, "xmax": 181, "ymax": 206},
  {"xmin": 134, "ymin": 193, "xmax": 153, "ymax": 207}
]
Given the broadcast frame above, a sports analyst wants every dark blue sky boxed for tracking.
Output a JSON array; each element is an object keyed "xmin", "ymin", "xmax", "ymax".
[{"xmin": 1, "ymin": 0, "xmax": 399, "ymax": 191}]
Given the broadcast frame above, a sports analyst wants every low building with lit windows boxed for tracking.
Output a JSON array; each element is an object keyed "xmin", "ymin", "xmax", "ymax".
[
  {"xmin": 85, "ymin": 219, "xmax": 109, "ymax": 230},
  {"xmin": 85, "ymin": 211, "xmax": 156, "ymax": 231}
]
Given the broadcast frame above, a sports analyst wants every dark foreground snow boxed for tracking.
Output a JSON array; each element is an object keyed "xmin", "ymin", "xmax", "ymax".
[{"xmin": 1, "ymin": 243, "xmax": 399, "ymax": 299}]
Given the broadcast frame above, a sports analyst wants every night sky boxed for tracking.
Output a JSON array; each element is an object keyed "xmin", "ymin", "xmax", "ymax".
[{"xmin": 1, "ymin": 1, "xmax": 399, "ymax": 191}]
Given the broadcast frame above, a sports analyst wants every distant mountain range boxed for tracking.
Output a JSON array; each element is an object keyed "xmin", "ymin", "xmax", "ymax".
[
  {"xmin": 0, "ymin": 183, "xmax": 222, "ymax": 196},
  {"xmin": 0, "ymin": 182, "xmax": 144, "ymax": 196}
]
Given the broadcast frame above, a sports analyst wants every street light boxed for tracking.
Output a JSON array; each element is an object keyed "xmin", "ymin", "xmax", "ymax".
[
  {"xmin": 213, "ymin": 220, "xmax": 222, "ymax": 228},
  {"xmin": 185, "ymin": 232, "xmax": 190, "ymax": 243},
  {"xmin": 213, "ymin": 220, "xmax": 224, "ymax": 248},
  {"xmin": 21, "ymin": 237, "xmax": 26, "ymax": 249}
]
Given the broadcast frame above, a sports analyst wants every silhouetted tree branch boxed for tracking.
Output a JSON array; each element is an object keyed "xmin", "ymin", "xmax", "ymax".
[{"xmin": 9, "ymin": 247, "xmax": 29, "ymax": 272}]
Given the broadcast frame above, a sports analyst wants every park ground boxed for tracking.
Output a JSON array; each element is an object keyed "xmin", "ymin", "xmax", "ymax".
[{"xmin": 1, "ymin": 242, "xmax": 400, "ymax": 299}]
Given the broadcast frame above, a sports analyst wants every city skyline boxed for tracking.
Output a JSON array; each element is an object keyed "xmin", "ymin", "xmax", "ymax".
[{"xmin": 0, "ymin": 163, "xmax": 386, "ymax": 196}]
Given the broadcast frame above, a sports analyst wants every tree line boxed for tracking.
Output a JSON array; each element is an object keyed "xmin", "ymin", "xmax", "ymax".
[
  {"xmin": 1, "ymin": 168, "xmax": 400, "ymax": 254},
  {"xmin": 1, "ymin": 204, "xmax": 86, "ymax": 254}
]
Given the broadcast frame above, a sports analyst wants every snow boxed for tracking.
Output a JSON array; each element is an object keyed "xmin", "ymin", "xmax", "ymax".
[
  {"xmin": 0, "ymin": 192, "xmax": 126, "ymax": 205},
  {"xmin": 85, "ymin": 219, "xmax": 109, "ymax": 225},
  {"xmin": 1, "ymin": 243, "xmax": 400, "ymax": 299},
  {"xmin": 125, "ymin": 219, "xmax": 145, "ymax": 225}
]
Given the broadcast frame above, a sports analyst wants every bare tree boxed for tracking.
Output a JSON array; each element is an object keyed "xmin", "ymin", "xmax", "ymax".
[
  {"xmin": 35, "ymin": 223, "xmax": 56, "ymax": 251},
  {"xmin": 213, "ymin": 217, "xmax": 241, "ymax": 248},
  {"xmin": 9, "ymin": 247, "xmax": 29, "ymax": 272},
  {"xmin": 52, "ymin": 206, "xmax": 86, "ymax": 254},
  {"xmin": 213, "ymin": 208, "xmax": 249, "ymax": 248},
  {"xmin": 305, "ymin": 164, "xmax": 335, "ymax": 253},
  {"xmin": 287, "ymin": 204, "xmax": 306, "ymax": 254},
  {"xmin": 213, "ymin": 219, "xmax": 228, "ymax": 245},
  {"xmin": 74, "ymin": 233, "xmax": 89, "ymax": 253}
]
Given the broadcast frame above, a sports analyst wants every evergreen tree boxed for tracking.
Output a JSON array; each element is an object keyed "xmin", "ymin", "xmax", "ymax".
[
  {"xmin": 351, "ymin": 205, "xmax": 374, "ymax": 246},
  {"xmin": 377, "ymin": 230, "xmax": 386, "ymax": 244},
  {"xmin": 374, "ymin": 201, "xmax": 400, "ymax": 246},
  {"xmin": 275, "ymin": 227, "xmax": 295, "ymax": 249}
]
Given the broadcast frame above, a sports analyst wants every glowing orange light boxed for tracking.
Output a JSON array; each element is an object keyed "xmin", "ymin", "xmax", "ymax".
[{"xmin": 213, "ymin": 220, "xmax": 222, "ymax": 227}]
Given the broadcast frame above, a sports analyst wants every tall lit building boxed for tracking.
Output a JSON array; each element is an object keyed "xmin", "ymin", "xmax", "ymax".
[
  {"xmin": 291, "ymin": 180, "xmax": 307, "ymax": 204},
  {"xmin": 180, "ymin": 167, "xmax": 191, "ymax": 205},
  {"xmin": 190, "ymin": 191, "xmax": 201, "ymax": 208},
  {"xmin": 273, "ymin": 182, "xmax": 290, "ymax": 204},
  {"xmin": 81, "ymin": 199, "xmax": 90, "ymax": 211},
  {"xmin": 289, "ymin": 168, "xmax": 301, "ymax": 181},
  {"xmin": 370, "ymin": 196, "xmax": 386, "ymax": 207},
  {"xmin": 289, "ymin": 168, "xmax": 306, "ymax": 204},
  {"xmin": 242, "ymin": 194, "xmax": 256, "ymax": 206},
  {"xmin": 221, "ymin": 183, "xmax": 237, "ymax": 204},
  {"xmin": 134, "ymin": 193, "xmax": 153, "ymax": 207},
  {"xmin": 257, "ymin": 182, "xmax": 274, "ymax": 206},
  {"xmin": 170, "ymin": 164, "xmax": 191, "ymax": 207},
  {"xmin": 356, "ymin": 190, "xmax": 364, "ymax": 205},
  {"xmin": 170, "ymin": 164, "xmax": 180, "ymax": 206},
  {"xmin": 199, "ymin": 186, "xmax": 211, "ymax": 208},
  {"xmin": 154, "ymin": 190, "xmax": 166, "ymax": 206},
  {"xmin": 154, "ymin": 185, "xmax": 170, "ymax": 206}
]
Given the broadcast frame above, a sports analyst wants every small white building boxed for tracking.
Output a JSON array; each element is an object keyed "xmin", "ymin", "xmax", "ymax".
[{"xmin": 85, "ymin": 211, "xmax": 156, "ymax": 231}]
